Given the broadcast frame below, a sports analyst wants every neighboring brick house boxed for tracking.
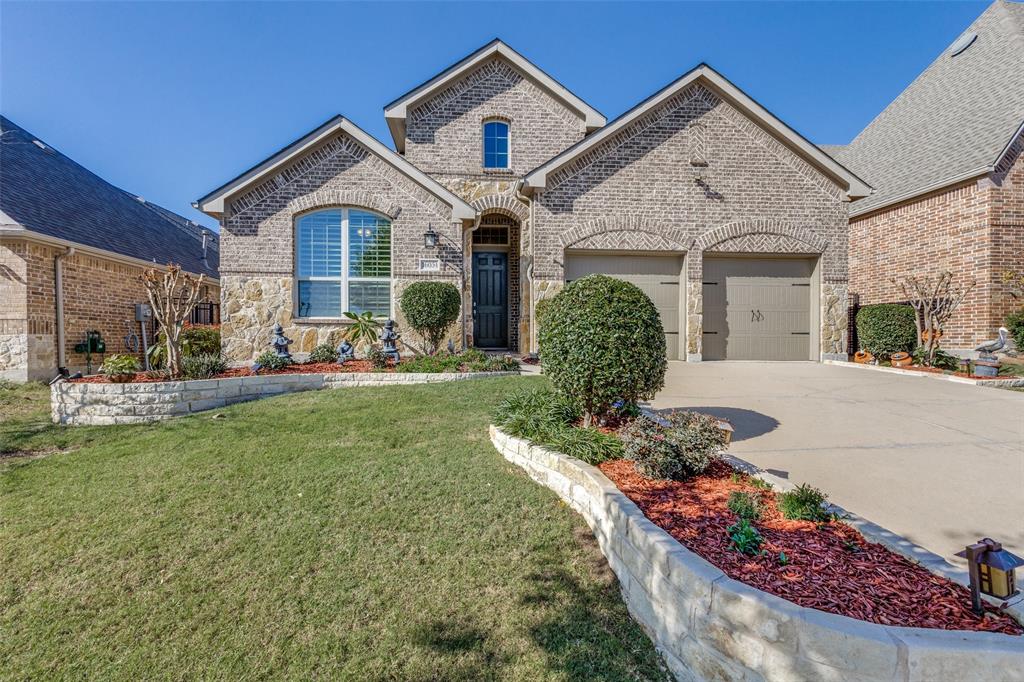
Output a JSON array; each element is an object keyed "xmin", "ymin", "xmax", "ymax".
[
  {"xmin": 0, "ymin": 116, "xmax": 220, "ymax": 381},
  {"xmin": 829, "ymin": 0, "xmax": 1024, "ymax": 353},
  {"xmin": 198, "ymin": 40, "xmax": 871, "ymax": 363}
]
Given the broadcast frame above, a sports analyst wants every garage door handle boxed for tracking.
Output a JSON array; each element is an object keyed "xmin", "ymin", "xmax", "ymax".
[
  {"xmin": 751, "ymin": 310, "xmax": 764, "ymax": 322},
  {"xmin": 791, "ymin": 332, "xmax": 810, "ymax": 335}
]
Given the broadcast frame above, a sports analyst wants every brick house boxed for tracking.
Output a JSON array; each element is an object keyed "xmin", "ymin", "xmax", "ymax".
[
  {"xmin": 829, "ymin": 0, "xmax": 1024, "ymax": 353},
  {"xmin": 198, "ymin": 40, "xmax": 870, "ymax": 363},
  {"xmin": 0, "ymin": 116, "xmax": 220, "ymax": 381}
]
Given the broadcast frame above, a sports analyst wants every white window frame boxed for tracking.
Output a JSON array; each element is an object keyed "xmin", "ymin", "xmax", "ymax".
[
  {"xmin": 482, "ymin": 118, "xmax": 511, "ymax": 170},
  {"xmin": 294, "ymin": 207, "xmax": 392, "ymax": 320}
]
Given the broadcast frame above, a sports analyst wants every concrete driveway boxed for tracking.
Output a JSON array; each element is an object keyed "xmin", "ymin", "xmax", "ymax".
[{"xmin": 650, "ymin": 362, "xmax": 1024, "ymax": 563}]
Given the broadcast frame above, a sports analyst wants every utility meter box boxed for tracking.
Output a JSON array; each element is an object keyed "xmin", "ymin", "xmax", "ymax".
[{"xmin": 135, "ymin": 303, "xmax": 152, "ymax": 323}]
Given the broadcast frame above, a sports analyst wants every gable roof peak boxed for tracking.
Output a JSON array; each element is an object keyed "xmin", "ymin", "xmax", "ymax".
[{"xmin": 383, "ymin": 39, "xmax": 606, "ymax": 152}]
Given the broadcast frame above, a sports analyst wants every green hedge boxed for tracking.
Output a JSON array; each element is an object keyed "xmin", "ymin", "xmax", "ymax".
[
  {"xmin": 539, "ymin": 274, "xmax": 666, "ymax": 423},
  {"xmin": 856, "ymin": 304, "xmax": 917, "ymax": 359}
]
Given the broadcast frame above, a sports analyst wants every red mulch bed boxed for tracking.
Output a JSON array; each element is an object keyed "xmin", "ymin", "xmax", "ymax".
[
  {"xmin": 897, "ymin": 365, "xmax": 1020, "ymax": 380},
  {"xmin": 598, "ymin": 459, "xmax": 1022, "ymax": 635},
  {"xmin": 70, "ymin": 361, "xmax": 383, "ymax": 384}
]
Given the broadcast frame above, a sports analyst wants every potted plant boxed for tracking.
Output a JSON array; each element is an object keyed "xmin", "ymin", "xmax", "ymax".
[{"xmin": 100, "ymin": 354, "xmax": 141, "ymax": 383}]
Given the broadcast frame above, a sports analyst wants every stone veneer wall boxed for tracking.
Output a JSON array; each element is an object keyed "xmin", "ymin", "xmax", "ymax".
[
  {"xmin": 52, "ymin": 371, "xmax": 518, "ymax": 426},
  {"xmin": 490, "ymin": 426, "xmax": 1024, "ymax": 682},
  {"xmin": 849, "ymin": 132, "xmax": 1024, "ymax": 351},
  {"xmin": 532, "ymin": 82, "xmax": 851, "ymax": 361},
  {"xmin": 0, "ymin": 239, "xmax": 219, "ymax": 381}
]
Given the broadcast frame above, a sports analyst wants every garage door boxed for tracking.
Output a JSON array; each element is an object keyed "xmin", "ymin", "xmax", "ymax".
[
  {"xmin": 565, "ymin": 253, "xmax": 682, "ymax": 360},
  {"xmin": 702, "ymin": 258, "xmax": 813, "ymax": 361}
]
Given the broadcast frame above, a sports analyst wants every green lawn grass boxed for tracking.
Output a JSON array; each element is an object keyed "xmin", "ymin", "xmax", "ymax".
[{"xmin": 0, "ymin": 378, "xmax": 666, "ymax": 681}]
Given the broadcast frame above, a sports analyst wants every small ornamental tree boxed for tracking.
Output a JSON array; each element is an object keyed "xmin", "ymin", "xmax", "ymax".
[
  {"xmin": 892, "ymin": 271, "xmax": 974, "ymax": 366},
  {"xmin": 540, "ymin": 274, "xmax": 667, "ymax": 427},
  {"xmin": 400, "ymin": 281, "xmax": 461, "ymax": 354},
  {"xmin": 142, "ymin": 264, "xmax": 205, "ymax": 378}
]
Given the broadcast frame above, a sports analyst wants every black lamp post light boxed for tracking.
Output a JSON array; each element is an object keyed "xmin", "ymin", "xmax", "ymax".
[{"xmin": 956, "ymin": 538, "xmax": 1024, "ymax": 615}]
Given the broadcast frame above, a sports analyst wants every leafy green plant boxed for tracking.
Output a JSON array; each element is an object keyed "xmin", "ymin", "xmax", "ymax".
[
  {"xmin": 1005, "ymin": 308, "xmax": 1024, "ymax": 348},
  {"xmin": 399, "ymin": 281, "xmax": 461, "ymax": 354},
  {"xmin": 308, "ymin": 343, "xmax": 337, "ymax": 364},
  {"xmin": 180, "ymin": 353, "xmax": 228, "ymax": 380},
  {"xmin": 539, "ymin": 274, "xmax": 666, "ymax": 426},
  {"xmin": 364, "ymin": 345, "xmax": 390, "ymax": 371},
  {"xmin": 856, "ymin": 304, "xmax": 916, "ymax": 360},
  {"xmin": 620, "ymin": 412, "xmax": 726, "ymax": 481},
  {"xmin": 777, "ymin": 483, "xmax": 830, "ymax": 522},
  {"xmin": 749, "ymin": 477, "xmax": 774, "ymax": 491},
  {"xmin": 546, "ymin": 426, "xmax": 623, "ymax": 464},
  {"xmin": 343, "ymin": 311, "xmax": 382, "ymax": 346},
  {"xmin": 254, "ymin": 351, "xmax": 290, "ymax": 372},
  {"xmin": 395, "ymin": 353, "xmax": 461, "ymax": 374},
  {"xmin": 726, "ymin": 519, "xmax": 764, "ymax": 555},
  {"xmin": 778, "ymin": 552, "xmax": 789, "ymax": 566},
  {"xmin": 100, "ymin": 354, "xmax": 140, "ymax": 376},
  {"xmin": 148, "ymin": 324, "xmax": 221, "ymax": 368},
  {"xmin": 727, "ymin": 491, "xmax": 762, "ymax": 521},
  {"xmin": 911, "ymin": 346, "xmax": 960, "ymax": 370}
]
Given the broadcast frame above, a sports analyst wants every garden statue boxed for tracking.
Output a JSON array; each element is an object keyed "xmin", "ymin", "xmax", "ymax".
[
  {"xmin": 270, "ymin": 323, "xmax": 293, "ymax": 361},
  {"xmin": 974, "ymin": 326, "xmax": 1008, "ymax": 377},
  {"xmin": 381, "ymin": 319, "xmax": 401, "ymax": 363},
  {"xmin": 336, "ymin": 339, "xmax": 355, "ymax": 364}
]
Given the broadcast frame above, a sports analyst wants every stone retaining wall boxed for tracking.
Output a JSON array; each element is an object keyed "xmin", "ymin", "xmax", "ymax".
[
  {"xmin": 489, "ymin": 426, "xmax": 1024, "ymax": 681},
  {"xmin": 51, "ymin": 371, "xmax": 517, "ymax": 426}
]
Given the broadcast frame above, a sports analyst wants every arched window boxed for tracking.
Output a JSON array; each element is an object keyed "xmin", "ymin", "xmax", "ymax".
[
  {"xmin": 483, "ymin": 120, "xmax": 509, "ymax": 169},
  {"xmin": 295, "ymin": 208, "xmax": 391, "ymax": 318}
]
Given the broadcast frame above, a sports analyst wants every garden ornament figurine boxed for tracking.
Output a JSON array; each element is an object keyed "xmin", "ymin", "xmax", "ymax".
[
  {"xmin": 270, "ymin": 323, "xmax": 293, "ymax": 361},
  {"xmin": 381, "ymin": 319, "xmax": 401, "ymax": 363},
  {"xmin": 336, "ymin": 339, "xmax": 355, "ymax": 364},
  {"xmin": 976, "ymin": 327, "xmax": 1009, "ymax": 360}
]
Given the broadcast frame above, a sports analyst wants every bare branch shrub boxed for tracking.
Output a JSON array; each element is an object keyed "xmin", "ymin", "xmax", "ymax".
[
  {"xmin": 892, "ymin": 271, "xmax": 974, "ymax": 366},
  {"xmin": 142, "ymin": 264, "xmax": 205, "ymax": 378}
]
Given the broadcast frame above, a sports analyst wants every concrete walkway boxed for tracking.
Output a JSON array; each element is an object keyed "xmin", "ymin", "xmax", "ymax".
[{"xmin": 650, "ymin": 361, "xmax": 1024, "ymax": 563}]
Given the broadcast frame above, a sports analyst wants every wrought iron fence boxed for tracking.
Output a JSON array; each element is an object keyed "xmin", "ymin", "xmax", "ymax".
[{"xmin": 190, "ymin": 302, "xmax": 220, "ymax": 326}]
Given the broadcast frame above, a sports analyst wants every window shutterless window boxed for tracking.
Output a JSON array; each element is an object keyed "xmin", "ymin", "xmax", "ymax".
[
  {"xmin": 483, "ymin": 120, "xmax": 509, "ymax": 169},
  {"xmin": 295, "ymin": 208, "xmax": 391, "ymax": 318}
]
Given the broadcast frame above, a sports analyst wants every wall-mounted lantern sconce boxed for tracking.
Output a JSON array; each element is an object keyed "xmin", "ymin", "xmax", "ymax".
[
  {"xmin": 956, "ymin": 537, "xmax": 1024, "ymax": 614},
  {"xmin": 423, "ymin": 225, "xmax": 439, "ymax": 249}
]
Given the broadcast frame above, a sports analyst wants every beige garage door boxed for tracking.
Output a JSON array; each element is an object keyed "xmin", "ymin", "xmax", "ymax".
[
  {"xmin": 702, "ymin": 258, "xmax": 814, "ymax": 361},
  {"xmin": 565, "ymin": 253, "xmax": 682, "ymax": 360}
]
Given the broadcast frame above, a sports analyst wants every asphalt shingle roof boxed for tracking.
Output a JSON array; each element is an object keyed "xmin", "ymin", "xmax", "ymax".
[
  {"xmin": 0, "ymin": 115, "xmax": 219, "ymax": 278},
  {"xmin": 835, "ymin": 0, "xmax": 1024, "ymax": 216}
]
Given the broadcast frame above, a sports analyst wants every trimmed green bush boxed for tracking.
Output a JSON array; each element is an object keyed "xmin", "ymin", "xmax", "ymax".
[
  {"xmin": 148, "ymin": 325, "xmax": 221, "ymax": 368},
  {"xmin": 181, "ymin": 353, "xmax": 227, "ymax": 380},
  {"xmin": 856, "ymin": 304, "xmax": 916, "ymax": 360},
  {"xmin": 777, "ymin": 483, "xmax": 830, "ymax": 522},
  {"xmin": 539, "ymin": 274, "xmax": 666, "ymax": 424},
  {"xmin": 254, "ymin": 351, "xmax": 290, "ymax": 371},
  {"xmin": 400, "ymin": 281, "xmax": 461, "ymax": 353},
  {"xmin": 1006, "ymin": 308, "xmax": 1024, "ymax": 347},
  {"xmin": 620, "ymin": 412, "xmax": 726, "ymax": 481},
  {"xmin": 308, "ymin": 343, "xmax": 337, "ymax": 364}
]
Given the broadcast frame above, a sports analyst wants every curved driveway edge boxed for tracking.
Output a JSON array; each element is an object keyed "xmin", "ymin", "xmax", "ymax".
[{"xmin": 490, "ymin": 425, "xmax": 1024, "ymax": 682}]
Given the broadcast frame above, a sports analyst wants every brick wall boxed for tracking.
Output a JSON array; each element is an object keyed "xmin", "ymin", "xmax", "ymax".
[
  {"xmin": 848, "ymin": 131, "xmax": 1024, "ymax": 351},
  {"xmin": 0, "ymin": 238, "xmax": 219, "ymax": 380},
  {"xmin": 405, "ymin": 57, "xmax": 586, "ymax": 179}
]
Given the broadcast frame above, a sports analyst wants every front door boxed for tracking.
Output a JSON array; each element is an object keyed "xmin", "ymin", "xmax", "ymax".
[{"xmin": 473, "ymin": 251, "xmax": 508, "ymax": 348}]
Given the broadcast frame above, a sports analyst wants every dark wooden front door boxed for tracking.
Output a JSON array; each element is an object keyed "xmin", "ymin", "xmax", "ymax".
[{"xmin": 473, "ymin": 251, "xmax": 508, "ymax": 348}]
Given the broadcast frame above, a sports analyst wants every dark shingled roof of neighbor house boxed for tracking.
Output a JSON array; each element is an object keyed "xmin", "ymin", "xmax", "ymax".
[
  {"xmin": 834, "ymin": 0, "xmax": 1024, "ymax": 217},
  {"xmin": 0, "ymin": 115, "xmax": 219, "ymax": 278}
]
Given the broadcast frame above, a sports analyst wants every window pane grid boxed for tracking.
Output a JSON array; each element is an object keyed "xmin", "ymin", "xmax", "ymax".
[
  {"xmin": 483, "ymin": 121, "xmax": 509, "ymax": 169},
  {"xmin": 296, "ymin": 208, "xmax": 391, "ymax": 318}
]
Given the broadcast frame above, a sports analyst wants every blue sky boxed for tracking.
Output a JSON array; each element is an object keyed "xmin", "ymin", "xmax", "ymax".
[{"xmin": 2, "ymin": 1, "xmax": 990, "ymax": 229}]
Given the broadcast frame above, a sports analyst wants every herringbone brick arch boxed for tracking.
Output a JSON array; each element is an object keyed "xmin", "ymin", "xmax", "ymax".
[{"xmin": 693, "ymin": 220, "xmax": 827, "ymax": 253}]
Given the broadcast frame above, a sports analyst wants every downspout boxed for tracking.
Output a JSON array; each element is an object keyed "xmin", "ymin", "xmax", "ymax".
[{"xmin": 54, "ymin": 246, "xmax": 75, "ymax": 374}]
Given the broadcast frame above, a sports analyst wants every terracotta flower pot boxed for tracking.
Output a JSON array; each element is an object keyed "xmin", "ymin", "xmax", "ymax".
[
  {"xmin": 854, "ymin": 351, "xmax": 874, "ymax": 364},
  {"xmin": 890, "ymin": 352, "xmax": 912, "ymax": 367}
]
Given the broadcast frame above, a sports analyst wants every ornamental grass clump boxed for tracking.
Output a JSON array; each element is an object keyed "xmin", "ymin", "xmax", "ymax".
[
  {"xmin": 620, "ymin": 411, "xmax": 726, "ymax": 481},
  {"xmin": 777, "ymin": 483, "xmax": 831, "ymax": 522},
  {"xmin": 539, "ymin": 274, "xmax": 666, "ymax": 427},
  {"xmin": 492, "ymin": 386, "xmax": 620, "ymax": 464}
]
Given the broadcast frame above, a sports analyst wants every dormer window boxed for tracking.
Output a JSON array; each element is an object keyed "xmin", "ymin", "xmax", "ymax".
[{"xmin": 483, "ymin": 120, "xmax": 509, "ymax": 169}]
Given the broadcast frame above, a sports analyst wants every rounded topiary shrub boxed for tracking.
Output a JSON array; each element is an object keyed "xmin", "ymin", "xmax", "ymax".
[
  {"xmin": 539, "ymin": 274, "xmax": 666, "ymax": 424},
  {"xmin": 400, "ymin": 281, "xmax": 461, "ymax": 353},
  {"xmin": 856, "ymin": 304, "xmax": 917, "ymax": 359}
]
